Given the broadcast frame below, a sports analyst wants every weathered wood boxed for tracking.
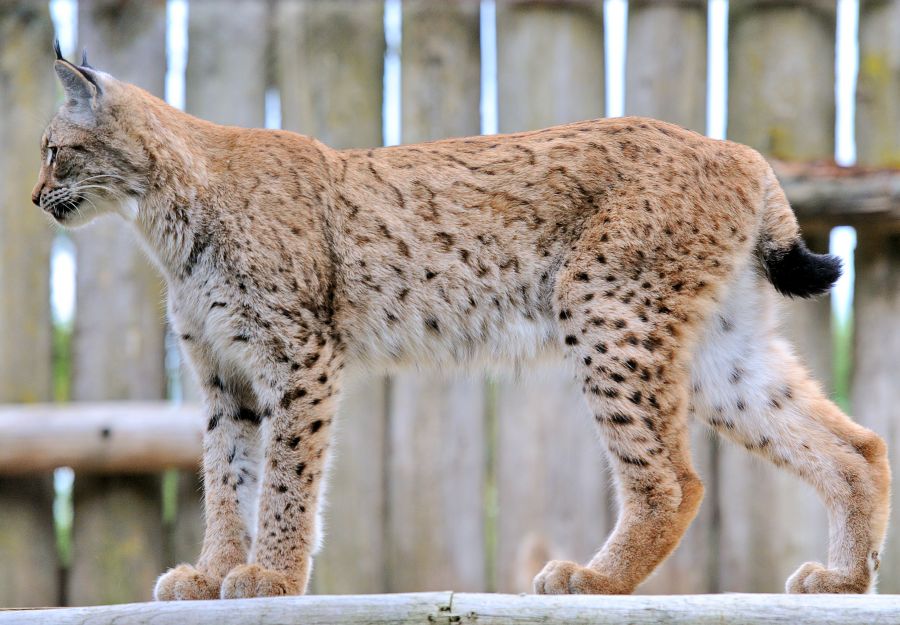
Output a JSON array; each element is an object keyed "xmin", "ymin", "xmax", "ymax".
[
  {"xmin": 722, "ymin": 0, "xmax": 836, "ymax": 591},
  {"xmin": 0, "ymin": 402, "xmax": 202, "ymax": 473},
  {"xmin": 274, "ymin": 0, "xmax": 384, "ymax": 149},
  {"xmin": 185, "ymin": 0, "xmax": 267, "ymax": 126},
  {"xmin": 857, "ymin": 0, "xmax": 900, "ymax": 168},
  {"xmin": 851, "ymin": 231, "xmax": 900, "ymax": 593},
  {"xmin": 0, "ymin": 2, "xmax": 60, "ymax": 607},
  {"xmin": 496, "ymin": 0, "xmax": 604, "ymax": 133},
  {"xmin": 73, "ymin": 0, "xmax": 167, "ymax": 402},
  {"xmin": 69, "ymin": 2, "xmax": 169, "ymax": 606},
  {"xmin": 310, "ymin": 375, "xmax": 389, "ymax": 594},
  {"xmin": 625, "ymin": 0, "xmax": 706, "ymax": 134},
  {"xmin": 402, "ymin": 0, "xmax": 481, "ymax": 141},
  {"xmin": 494, "ymin": 0, "xmax": 609, "ymax": 594},
  {"xmin": 167, "ymin": 469, "xmax": 204, "ymax": 568},
  {"xmin": 4, "ymin": 592, "xmax": 900, "ymax": 625},
  {"xmin": 185, "ymin": 0, "xmax": 268, "ymax": 128},
  {"xmin": 728, "ymin": 0, "xmax": 836, "ymax": 161},
  {"xmin": 623, "ymin": 0, "xmax": 714, "ymax": 594},
  {"xmin": 853, "ymin": 6, "xmax": 900, "ymax": 590},
  {"xmin": 386, "ymin": 373, "xmax": 486, "ymax": 592},
  {"xmin": 275, "ymin": 0, "xmax": 388, "ymax": 594},
  {"xmin": 68, "ymin": 474, "xmax": 164, "ymax": 605},
  {"xmin": 387, "ymin": 0, "xmax": 486, "ymax": 593},
  {"xmin": 494, "ymin": 366, "xmax": 613, "ymax": 593}
]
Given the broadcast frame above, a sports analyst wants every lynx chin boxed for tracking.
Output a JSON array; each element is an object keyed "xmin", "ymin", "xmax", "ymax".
[{"xmin": 33, "ymin": 45, "xmax": 889, "ymax": 598}]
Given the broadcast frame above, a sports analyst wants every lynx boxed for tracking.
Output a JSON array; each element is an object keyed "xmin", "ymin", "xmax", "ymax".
[{"xmin": 33, "ymin": 47, "xmax": 889, "ymax": 598}]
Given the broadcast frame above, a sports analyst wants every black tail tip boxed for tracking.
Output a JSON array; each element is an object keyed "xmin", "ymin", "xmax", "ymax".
[{"xmin": 764, "ymin": 240, "xmax": 842, "ymax": 298}]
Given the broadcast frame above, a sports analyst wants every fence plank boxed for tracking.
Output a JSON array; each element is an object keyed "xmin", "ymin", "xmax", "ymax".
[
  {"xmin": 275, "ymin": 0, "xmax": 388, "ymax": 594},
  {"xmin": 853, "ymin": 0, "xmax": 900, "ymax": 593},
  {"xmin": 624, "ymin": 0, "xmax": 714, "ymax": 594},
  {"xmin": 625, "ymin": 0, "xmax": 707, "ymax": 134},
  {"xmin": 185, "ymin": 0, "xmax": 268, "ymax": 129},
  {"xmin": 497, "ymin": 0, "xmax": 604, "ymax": 134},
  {"xmin": 721, "ymin": 0, "xmax": 835, "ymax": 592},
  {"xmin": 387, "ymin": 374, "xmax": 486, "ymax": 592},
  {"xmin": 275, "ymin": 0, "xmax": 384, "ymax": 150},
  {"xmin": 494, "ymin": 0, "xmax": 608, "ymax": 593},
  {"xmin": 383, "ymin": 0, "xmax": 487, "ymax": 593},
  {"xmin": 0, "ymin": 2, "xmax": 60, "ymax": 607},
  {"xmin": 68, "ymin": 0, "xmax": 168, "ymax": 605},
  {"xmin": 857, "ymin": 0, "xmax": 900, "ymax": 168}
]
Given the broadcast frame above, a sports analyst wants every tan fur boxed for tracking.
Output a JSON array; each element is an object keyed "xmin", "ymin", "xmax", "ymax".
[{"xmin": 34, "ymin": 57, "xmax": 889, "ymax": 598}]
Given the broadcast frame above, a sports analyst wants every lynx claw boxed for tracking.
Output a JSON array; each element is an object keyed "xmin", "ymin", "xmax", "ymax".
[{"xmin": 154, "ymin": 564, "xmax": 220, "ymax": 601}]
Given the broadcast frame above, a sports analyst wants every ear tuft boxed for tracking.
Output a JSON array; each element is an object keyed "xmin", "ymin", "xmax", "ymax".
[
  {"xmin": 81, "ymin": 48, "xmax": 93, "ymax": 69},
  {"xmin": 54, "ymin": 38, "xmax": 63, "ymax": 61}
]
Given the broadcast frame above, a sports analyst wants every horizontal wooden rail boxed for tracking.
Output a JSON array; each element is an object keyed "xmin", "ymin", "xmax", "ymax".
[
  {"xmin": 2, "ymin": 592, "xmax": 899, "ymax": 624},
  {"xmin": 776, "ymin": 161, "xmax": 900, "ymax": 225},
  {"xmin": 0, "ymin": 402, "xmax": 203, "ymax": 473}
]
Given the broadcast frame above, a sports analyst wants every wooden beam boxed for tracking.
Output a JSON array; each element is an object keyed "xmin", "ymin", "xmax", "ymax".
[
  {"xmin": 0, "ymin": 402, "xmax": 203, "ymax": 474},
  {"xmin": 2, "ymin": 592, "xmax": 899, "ymax": 625}
]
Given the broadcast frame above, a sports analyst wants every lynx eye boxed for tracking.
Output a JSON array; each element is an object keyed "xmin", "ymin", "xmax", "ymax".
[{"xmin": 46, "ymin": 146, "xmax": 58, "ymax": 167}]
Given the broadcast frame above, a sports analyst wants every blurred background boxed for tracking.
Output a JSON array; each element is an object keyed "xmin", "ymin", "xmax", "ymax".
[{"xmin": 1, "ymin": 0, "xmax": 899, "ymax": 608}]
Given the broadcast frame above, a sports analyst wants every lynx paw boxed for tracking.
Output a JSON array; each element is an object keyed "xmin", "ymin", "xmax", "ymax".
[
  {"xmin": 533, "ymin": 560, "xmax": 629, "ymax": 595},
  {"xmin": 221, "ymin": 564, "xmax": 301, "ymax": 598},
  {"xmin": 786, "ymin": 562, "xmax": 870, "ymax": 594},
  {"xmin": 154, "ymin": 564, "xmax": 220, "ymax": 601}
]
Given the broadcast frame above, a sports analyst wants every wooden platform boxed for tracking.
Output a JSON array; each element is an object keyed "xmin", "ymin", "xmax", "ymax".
[{"xmin": 2, "ymin": 592, "xmax": 899, "ymax": 624}]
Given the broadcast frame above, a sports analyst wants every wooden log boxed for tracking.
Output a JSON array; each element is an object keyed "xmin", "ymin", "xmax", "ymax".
[
  {"xmin": 721, "ymin": 0, "xmax": 836, "ymax": 592},
  {"xmin": 625, "ymin": 0, "xmax": 706, "ymax": 134},
  {"xmin": 494, "ymin": 0, "xmax": 609, "ymax": 594},
  {"xmin": 496, "ymin": 0, "xmax": 604, "ymax": 133},
  {"xmin": 274, "ymin": 0, "xmax": 388, "ymax": 594},
  {"xmin": 0, "ymin": 402, "xmax": 202, "ymax": 474},
  {"xmin": 3, "ymin": 592, "xmax": 900, "ymax": 625},
  {"xmin": 274, "ymin": 0, "xmax": 384, "ymax": 149},
  {"xmin": 0, "ymin": 1, "xmax": 60, "ymax": 607},
  {"xmin": 624, "ymin": 0, "xmax": 713, "ymax": 594},
  {"xmin": 853, "ymin": 1, "xmax": 900, "ymax": 593},
  {"xmin": 387, "ymin": 0, "xmax": 486, "ymax": 593}
]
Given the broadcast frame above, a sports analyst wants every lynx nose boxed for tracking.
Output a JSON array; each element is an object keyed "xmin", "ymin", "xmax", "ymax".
[{"xmin": 31, "ymin": 183, "xmax": 44, "ymax": 207}]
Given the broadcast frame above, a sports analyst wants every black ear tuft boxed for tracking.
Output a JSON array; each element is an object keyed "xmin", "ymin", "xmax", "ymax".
[
  {"xmin": 81, "ymin": 48, "xmax": 93, "ymax": 69},
  {"xmin": 54, "ymin": 38, "xmax": 64, "ymax": 61}
]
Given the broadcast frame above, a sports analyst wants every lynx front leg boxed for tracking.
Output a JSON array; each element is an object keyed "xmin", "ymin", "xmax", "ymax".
[
  {"xmin": 221, "ymin": 339, "xmax": 341, "ymax": 598},
  {"xmin": 155, "ymin": 374, "xmax": 262, "ymax": 600}
]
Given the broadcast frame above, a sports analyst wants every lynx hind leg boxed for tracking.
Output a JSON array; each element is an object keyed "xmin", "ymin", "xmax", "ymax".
[
  {"xmin": 537, "ymin": 256, "xmax": 711, "ymax": 595},
  {"xmin": 691, "ymin": 269, "xmax": 890, "ymax": 593}
]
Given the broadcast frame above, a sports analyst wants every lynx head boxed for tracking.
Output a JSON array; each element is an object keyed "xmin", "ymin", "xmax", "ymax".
[{"xmin": 32, "ymin": 42, "xmax": 152, "ymax": 227}]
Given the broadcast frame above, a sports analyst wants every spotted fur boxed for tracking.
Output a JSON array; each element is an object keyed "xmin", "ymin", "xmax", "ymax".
[{"xmin": 33, "ymin": 54, "xmax": 890, "ymax": 598}]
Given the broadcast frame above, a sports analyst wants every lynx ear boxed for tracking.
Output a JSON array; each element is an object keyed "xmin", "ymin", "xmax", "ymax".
[{"xmin": 54, "ymin": 58, "xmax": 101, "ymax": 124}]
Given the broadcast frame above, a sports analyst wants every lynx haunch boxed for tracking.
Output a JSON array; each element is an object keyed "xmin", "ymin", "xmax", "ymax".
[{"xmin": 33, "ymin": 46, "xmax": 889, "ymax": 598}]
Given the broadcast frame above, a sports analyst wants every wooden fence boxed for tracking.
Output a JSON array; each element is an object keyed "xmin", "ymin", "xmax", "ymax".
[{"xmin": 1, "ymin": 0, "xmax": 900, "ymax": 608}]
